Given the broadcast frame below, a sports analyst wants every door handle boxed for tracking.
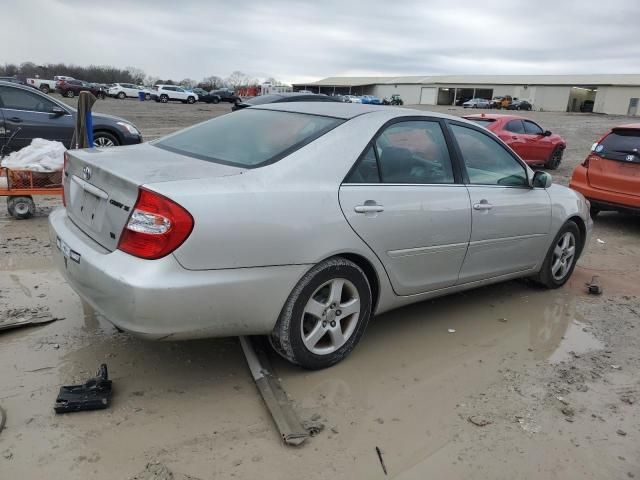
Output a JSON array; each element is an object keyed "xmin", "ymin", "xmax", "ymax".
[
  {"xmin": 354, "ymin": 204, "xmax": 384, "ymax": 213},
  {"xmin": 8, "ymin": 117, "xmax": 23, "ymax": 123},
  {"xmin": 473, "ymin": 200, "xmax": 493, "ymax": 211}
]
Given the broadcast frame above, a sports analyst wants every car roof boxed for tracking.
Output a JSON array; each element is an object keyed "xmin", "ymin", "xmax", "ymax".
[
  {"xmin": 463, "ymin": 113, "xmax": 523, "ymax": 121},
  {"xmin": 614, "ymin": 123, "xmax": 640, "ymax": 130},
  {"xmin": 253, "ymin": 102, "xmax": 467, "ymax": 121}
]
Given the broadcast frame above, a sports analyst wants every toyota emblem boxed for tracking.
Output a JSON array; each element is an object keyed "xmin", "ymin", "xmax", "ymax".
[{"xmin": 82, "ymin": 166, "xmax": 92, "ymax": 180}]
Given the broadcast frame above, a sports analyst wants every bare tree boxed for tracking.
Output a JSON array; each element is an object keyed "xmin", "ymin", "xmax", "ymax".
[
  {"xmin": 201, "ymin": 75, "xmax": 224, "ymax": 90},
  {"xmin": 225, "ymin": 70, "xmax": 250, "ymax": 89},
  {"xmin": 179, "ymin": 78, "xmax": 196, "ymax": 88},
  {"xmin": 126, "ymin": 66, "xmax": 146, "ymax": 84}
]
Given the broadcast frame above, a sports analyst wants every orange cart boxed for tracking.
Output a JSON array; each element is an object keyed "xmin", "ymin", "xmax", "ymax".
[{"xmin": 0, "ymin": 167, "xmax": 63, "ymax": 219}]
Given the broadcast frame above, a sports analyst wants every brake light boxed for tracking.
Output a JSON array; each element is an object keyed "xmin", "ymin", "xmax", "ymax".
[
  {"xmin": 62, "ymin": 152, "xmax": 68, "ymax": 207},
  {"xmin": 117, "ymin": 188, "xmax": 194, "ymax": 260}
]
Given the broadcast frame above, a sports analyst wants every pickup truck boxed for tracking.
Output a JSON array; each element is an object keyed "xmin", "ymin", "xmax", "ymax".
[{"xmin": 26, "ymin": 78, "xmax": 56, "ymax": 94}]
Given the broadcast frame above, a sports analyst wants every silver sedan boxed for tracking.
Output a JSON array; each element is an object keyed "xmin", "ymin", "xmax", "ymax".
[{"xmin": 50, "ymin": 103, "xmax": 592, "ymax": 369}]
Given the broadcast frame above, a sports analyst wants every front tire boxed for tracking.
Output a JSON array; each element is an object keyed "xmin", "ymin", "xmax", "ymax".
[
  {"xmin": 65, "ymin": 90, "xmax": 75, "ymax": 98},
  {"xmin": 187, "ymin": 96, "xmax": 195, "ymax": 104},
  {"xmin": 7, "ymin": 196, "xmax": 35, "ymax": 219},
  {"xmin": 117, "ymin": 92, "xmax": 126, "ymax": 99},
  {"xmin": 160, "ymin": 94, "xmax": 168, "ymax": 103},
  {"xmin": 212, "ymin": 97, "xmax": 220, "ymax": 104},
  {"xmin": 545, "ymin": 147, "xmax": 563, "ymax": 170},
  {"xmin": 270, "ymin": 257, "xmax": 372, "ymax": 369},
  {"xmin": 534, "ymin": 221, "xmax": 581, "ymax": 289},
  {"xmin": 93, "ymin": 131, "xmax": 120, "ymax": 148}
]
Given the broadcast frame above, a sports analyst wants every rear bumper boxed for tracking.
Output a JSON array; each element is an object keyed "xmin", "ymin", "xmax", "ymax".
[
  {"xmin": 570, "ymin": 165, "xmax": 640, "ymax": 211},
  {"xmin": 49, "ymin": 208, "xmax": 309, "ymax": 340}
]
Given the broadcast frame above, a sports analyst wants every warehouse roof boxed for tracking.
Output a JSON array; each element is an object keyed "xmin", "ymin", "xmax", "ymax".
[{"xmin": 295, "ymin": 74, "xmax": 640, "ymax": 87}]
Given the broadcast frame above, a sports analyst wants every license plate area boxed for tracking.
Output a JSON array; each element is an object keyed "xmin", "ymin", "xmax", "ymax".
[
  {"xmin": 69, "ymin": 175, "xmax": 108, "ymax": 228},
  {"xmin": 56, "ymin": 236, "xmax": 81, "ymax": 264}
]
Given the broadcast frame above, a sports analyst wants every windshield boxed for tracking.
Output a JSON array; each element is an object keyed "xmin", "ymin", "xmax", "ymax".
[
  {"xmin": 596, "ymin": 129, "xmax": 640, "ymax": 162},
  {"xmin": 243, "ymin": 94, "xmax": 285, "ymax": 105},
  {"xmin": 154, "ymin": 109, "xmax": 344, "ymax": 168}
]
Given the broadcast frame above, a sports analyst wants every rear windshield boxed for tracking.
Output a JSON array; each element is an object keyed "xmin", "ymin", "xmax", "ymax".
[
  {"xmin": 596, "ymin": 129, "xmax": 640, "ymax": 162},
  {"xmin": 243, "ymin": 94, "xmax": 284, "ymax": 105},
  {"xmin": 466, "ymin": 118, "xmax": 495, "ymax": 128},
  {"xmin": 154, "ymin": 109, "xmax": 344, "ymax": 168}
]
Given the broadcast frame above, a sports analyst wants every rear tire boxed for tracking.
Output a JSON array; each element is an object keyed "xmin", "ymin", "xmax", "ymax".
[
  {"xmin": 160, "ymin": 94, "xmax": 168, "ymax": 103},
  {"xmin": 7, "ymin": 196, "xmax": 35, "ymax": 220},
  {"xmin": 212, "ymin": 97, "xmax": 220, "ymax": 104},
  {"xmin": 40, "ymin": 85, "xmax": 50, "ymax": 94},
  {"xmin": 65, "ymin": 90, "xmax": 75, "ymax": 98},
  {"xmin": 187, "ymin": 96, "xmax": 195, "ymax": 104},
  {"xmin": 545, "ymin": 147, "xmax": 563, "ymax": 170},
  {"xmin": 117, "ymin": 92, "xmax": 126, "ymax": 99},
  {"xmin": 97, "ymin": 92, "xmax": 106, "ymax": 100},
  {"xmin": 270, "ymin": 257, "xmax": 372, "ymax": 369},
  {"xmin": 533, "ymin": 221, "xmax": 581, "ymax": 289},
  {"xmin": 145, "ymin": 93, "xmax": 151, "ymax": 100}
]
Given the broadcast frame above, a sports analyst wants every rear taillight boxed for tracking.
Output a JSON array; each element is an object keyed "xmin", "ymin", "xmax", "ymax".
[
  {"xmin": 62, "ymin": 152, "xmax": 68, "ymax": 207},
  {"xmin": 117, "ymin": 188, "xmax": 194, "ymax": 260}
]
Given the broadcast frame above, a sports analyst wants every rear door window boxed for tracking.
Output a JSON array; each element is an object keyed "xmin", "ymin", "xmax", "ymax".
[
  {"xmin": 596, "ymin": 129, "xmax": 640, "ymax": 162},
  {"xmin": 154, "ymin": 108, "xmax": 343, "ymax": 168}
]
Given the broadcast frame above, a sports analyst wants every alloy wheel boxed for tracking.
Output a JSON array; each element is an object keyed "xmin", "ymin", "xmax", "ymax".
[
  {"xmin": 301, "ymin": 278, "xmax": 360, "ymax": 355},
  {"xmin": 93, "ymin": 136, "xmax": 115, "ymax": 147},
  {"xmin": 551, "ymin": 232, "xmax": 576, "ymax": 281}
]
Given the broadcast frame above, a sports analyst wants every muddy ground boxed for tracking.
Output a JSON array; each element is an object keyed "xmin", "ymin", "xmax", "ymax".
[{"xmin": 0, "ymin": 97, "xmax": 638, "ymax": 479}]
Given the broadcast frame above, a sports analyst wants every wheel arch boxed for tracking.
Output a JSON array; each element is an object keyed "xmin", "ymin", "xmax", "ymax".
[
  {"xmin": 324, "ymin": 252, "xmax": 380, "ymax": 313},
  {"xmin": 567, "ymin": 215, "xmax": 587, "ymax": 257}
]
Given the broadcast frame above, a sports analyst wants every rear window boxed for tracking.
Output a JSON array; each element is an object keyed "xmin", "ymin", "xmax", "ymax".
[
  {"xmin": 243, "ymin": 94, "xmax": 285, "ymax": 105},
  {"xmin": 596, "ymin": 129, "xmax": 640, "ymax": 162},
  {"xmin": 154, "ymin": 109, "xmax": 344, "ymax": 168},
  {"xmin": 465, "ymin": 118, "xmax": 495, "ymax": 128}
]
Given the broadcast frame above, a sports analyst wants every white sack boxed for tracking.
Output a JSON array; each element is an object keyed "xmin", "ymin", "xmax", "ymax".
[{"xmin": 1, "ymin": 138, "xmax": 66, "ymax": 172}]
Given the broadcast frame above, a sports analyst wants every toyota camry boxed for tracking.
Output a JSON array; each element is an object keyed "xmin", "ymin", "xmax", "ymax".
[{"xmin": 50, "ymin": 103, "xmax": 592, "ymax": 369}]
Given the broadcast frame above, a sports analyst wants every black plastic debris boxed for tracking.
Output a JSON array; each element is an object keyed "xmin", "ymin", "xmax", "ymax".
[
  {"xmin": 587, "ymin": 275, "xmax": 603, "ymax": 295},
  {"xmin": 54, "ymin": 364, "xmax": 112, "ymax": 414}
]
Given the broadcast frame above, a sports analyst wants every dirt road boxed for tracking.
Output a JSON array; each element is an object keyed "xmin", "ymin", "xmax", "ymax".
[{"xmin": 0, "ymin": 98, "xmax": 638, "ymax": 479}]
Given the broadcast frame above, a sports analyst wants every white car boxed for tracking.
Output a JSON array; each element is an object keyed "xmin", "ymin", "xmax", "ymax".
[
  {"xmin": 151, "ymin": 85, "xmax": 198, "ymax": 104},
  {"xmin": 109, "ymin": 83, "xmax": 148, "ymax": 100},
  {"xmin": 344, "ymin": 95, "xmax": 362, "ymax": 103}
]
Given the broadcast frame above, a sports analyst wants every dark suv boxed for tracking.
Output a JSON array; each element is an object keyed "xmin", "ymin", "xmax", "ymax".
[
  {"xmin": 0, "ymin": 81, "xmax": 142, "ymax": 153},
  {"xmin": 56, "ymin": 79, "xmax": 106, "ymax": 99},
  {"xmin": 211, "ymin": 89, "xmax": 240, "ymax": 103}
]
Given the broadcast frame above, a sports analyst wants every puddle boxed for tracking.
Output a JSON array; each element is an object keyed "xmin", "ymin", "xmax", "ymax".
[{"xmin": 547, "ymin": 320, "xmax": 604, "ymax": 364}]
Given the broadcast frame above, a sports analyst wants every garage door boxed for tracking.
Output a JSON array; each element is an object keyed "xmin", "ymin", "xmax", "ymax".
[{"xmin": 419, "ymin": 87, "xmax": 437, "ymax": 105}]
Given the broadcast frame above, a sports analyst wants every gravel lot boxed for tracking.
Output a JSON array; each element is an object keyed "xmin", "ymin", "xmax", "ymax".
[{"xmin": 0, "ymin": 96, "xmax": 638, "ymax": 479}]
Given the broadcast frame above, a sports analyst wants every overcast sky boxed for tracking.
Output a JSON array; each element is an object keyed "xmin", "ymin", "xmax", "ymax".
[{"xmin": 3, "ymin": 0, "xmax": 639, "ymax": 84}]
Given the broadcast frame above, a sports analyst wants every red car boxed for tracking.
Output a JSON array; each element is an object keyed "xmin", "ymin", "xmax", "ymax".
[
  {"xmin": 569, "ymin": 123, "xmax": 640, "ymax": 216},
  {"xmin": 56, "ymin": 79, "xmax": 106, "ymax": 99},
  {"xmin": 464, "ymin": 114, "xmax": 566, "ymax": 169}
]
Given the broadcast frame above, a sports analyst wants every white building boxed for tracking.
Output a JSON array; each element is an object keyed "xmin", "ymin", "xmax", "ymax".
[{"xmin": 293, "ymin": 74, "xmax": 640, "ymax": 115}]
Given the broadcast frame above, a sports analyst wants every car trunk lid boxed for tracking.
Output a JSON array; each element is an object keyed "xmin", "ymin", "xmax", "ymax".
[
  {"xmin": 64, "ymin": 143, "xmax": 245, "ymax": 251},
  {"xmin": 588, "ymin": 128, "xmax": 640, "ymax": 197}
]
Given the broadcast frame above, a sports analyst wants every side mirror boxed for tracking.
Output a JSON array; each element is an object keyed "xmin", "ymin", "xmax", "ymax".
[
  {"xmin": 543, "ymin": 130, "xmax": 552, "ymax": 137},
  {"xmin": 51, "ymin": 106, "xmax": 67, "ymax": 117},
  {"xmin": 532, "ymin": 170, "xmax": 552, "ymax": 188}
]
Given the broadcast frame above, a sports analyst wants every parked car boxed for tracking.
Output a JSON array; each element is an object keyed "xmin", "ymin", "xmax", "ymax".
[
  {"xmin": 0, "ymin": 81, "xmax": 142, "ymax": 153},
  {"xmin": 56, "ymin": 79, "xmax": 106, "ymax": 99},
  {"xmin": 507, "ymin": 99, "xmax": 533, "ymax": 111},
  {"xmin": 361, "ymin": 95, "xmax": 382, "ymax": 105},
  {"xmin": 50, "ymin": 103, "xmax": 591, "ymax": 369},
  {"xmin": 108, "ymin": 83, "xmax": 148, "ymax": 100},
  {"xmin": 210, "ymin": 89, "xmax": 240, "ymax": 103},
  {"xmin": 25, "ymin": 78, "xmax": 55, "ymax": 93},
  {"xmin": 464, "ymin": 113, "xmax": 566, "ymax": 169},
  {"xmin": 382, "ymin": 94, "xmax": 404, "ymax": 105},
  {"xmin": 196, "ymin": 91, "xmax": 222, "ymax": 104},
  {"xmin": 569, "ymin": 123, "xmax": 640, "ymax": 217},
  {"xmin": 463, "ymin": 98, "xmax": 492, "ymax": 109},
  {"xmin": 0, "ymin": 76, "xmax": 26, "ymax": 86},
  {"xmin": 150, "ymin": 85, "xmax": 198, "ymax": 104},
  {"xmin": 343, "ymin": 95, "xmax": 362, "ymax": 103},
  {"xmin": 191, "ymin": 88, "xmax": 209, "ymax": 99},
  {"xmin": 580, "ymin": 100, "xmax": 594, "ymax": 113},
  {"xmin": 232, "ymin": 92, "xmax": 341, "ymax": 111}
]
